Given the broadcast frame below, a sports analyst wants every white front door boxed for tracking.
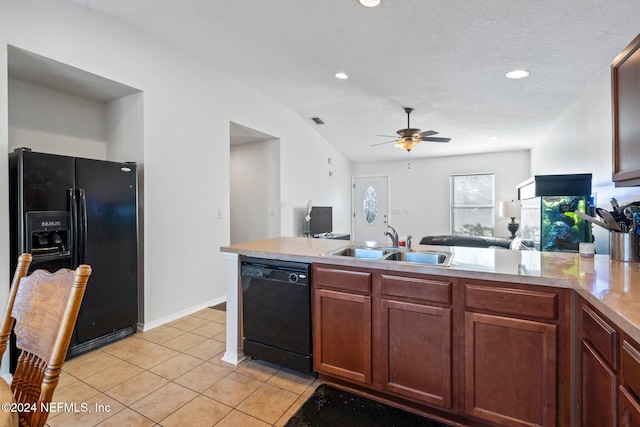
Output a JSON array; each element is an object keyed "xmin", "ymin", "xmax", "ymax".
[{"xmin": 352, "ymin": 175, "xmax": 389, "ymax": 243}]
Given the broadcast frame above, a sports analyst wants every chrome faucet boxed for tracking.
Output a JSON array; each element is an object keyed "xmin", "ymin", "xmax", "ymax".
[
  {"xmin": 385, "ymin": 225, "xmax": 399, "ymax": 248},
  {"xmin": 406, "ymin": 235, "xmax": 412, "ymax": 250}
]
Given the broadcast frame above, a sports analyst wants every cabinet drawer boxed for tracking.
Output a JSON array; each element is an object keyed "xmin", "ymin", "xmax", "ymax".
[
  {"xmin": 314, "ymin": 266, "xmax": 372, "ymax": 293},
  {"xmin": 582, "ymin": 305, "xmax": 618, "ymax": 369},
  {"xmin": 381, "ymin": 274, "xmax": 451, "ymax": 305},
  {"xmin": 465, "ymin": 284, "xmax": 557, "ymax": 320},
  {"xmin": 623, "ymin": 340, "xmax": 640, "ymax": 397}
]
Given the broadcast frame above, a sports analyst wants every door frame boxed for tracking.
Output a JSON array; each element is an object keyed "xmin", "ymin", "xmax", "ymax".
[{"xmin": 351, "ymin": 174, "xmax": 391, "ymax": 241}]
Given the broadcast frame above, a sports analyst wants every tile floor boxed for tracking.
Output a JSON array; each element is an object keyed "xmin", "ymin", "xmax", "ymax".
[{"xmin": 44, "ymin": 307, "xmax": 321, "ymax": 426}]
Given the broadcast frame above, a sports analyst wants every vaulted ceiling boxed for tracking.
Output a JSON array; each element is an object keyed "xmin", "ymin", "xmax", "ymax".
[{"xmin": 66, "ymin": 0, "xmax": 640, "ymax": 163}]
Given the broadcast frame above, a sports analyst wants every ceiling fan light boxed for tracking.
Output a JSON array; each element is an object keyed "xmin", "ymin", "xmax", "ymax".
[
  {"xmin": 358, "ymin": 0, "xmax": 381, "ymax": 7},
  {"xmin": 394, "ymin": 138, "xmax": 419, "ymax": 151}
]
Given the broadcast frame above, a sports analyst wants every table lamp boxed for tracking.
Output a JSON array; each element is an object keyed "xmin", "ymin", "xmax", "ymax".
[{"xmin": 499, "ymin": 200, "xmax": 521, "ymax": 239}]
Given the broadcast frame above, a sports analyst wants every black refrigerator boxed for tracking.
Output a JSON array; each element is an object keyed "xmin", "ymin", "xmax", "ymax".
[{"xmin": 8, "ymin": 147, "xmax": 138, "ymax": 370}]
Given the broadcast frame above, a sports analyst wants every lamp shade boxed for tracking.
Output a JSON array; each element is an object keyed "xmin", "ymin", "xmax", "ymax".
[{"xmin": 499, "ymin": 200, "xmax": 520, "ymax": 219}]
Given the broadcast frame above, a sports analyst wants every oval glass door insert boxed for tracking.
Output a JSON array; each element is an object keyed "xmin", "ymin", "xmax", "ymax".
[{"xmin": 363, "ymin": 186, "xmax": 378, "ymax": 224}]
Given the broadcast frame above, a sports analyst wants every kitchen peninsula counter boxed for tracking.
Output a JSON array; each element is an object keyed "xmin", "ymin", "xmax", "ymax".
[
  {"xmin": 221, "ymin": 236, "xmax": 640, "ymax": 345},
  {"xmin": 222, "ymin": 236, "xmax": 640, "ymax": 425}
]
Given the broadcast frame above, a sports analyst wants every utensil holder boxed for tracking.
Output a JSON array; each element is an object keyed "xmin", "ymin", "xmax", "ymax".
[{"xmin": 610, "ymin": 232, "xmax": 639, "ymax": 262}]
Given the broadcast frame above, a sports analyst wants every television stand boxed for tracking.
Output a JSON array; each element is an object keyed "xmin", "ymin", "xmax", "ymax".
[{"xmin": 313, "ymin": 233, "xmax": 350, "ymax": 240}]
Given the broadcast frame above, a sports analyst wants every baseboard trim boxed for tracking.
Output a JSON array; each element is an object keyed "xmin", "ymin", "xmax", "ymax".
[{"xmin": 138, "ymin": 296, "xmax": 226, "ymax": 332}]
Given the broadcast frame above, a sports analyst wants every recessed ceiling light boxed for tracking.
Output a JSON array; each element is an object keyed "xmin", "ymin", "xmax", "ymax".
[
  {"xmin": 359, "ymin": 0, "xmax": 381, "ymax": 7},
  {"xmin": 506, "ymin": 69, "xmax": 530, "ymax": 79},
  {"xmin": 334, "ymin": 72, "xmax": 349, "ymax": 79}
]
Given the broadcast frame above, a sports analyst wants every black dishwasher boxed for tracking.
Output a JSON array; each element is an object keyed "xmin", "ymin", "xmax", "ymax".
[{"xmin": 241, "ymin": 257, "xmax": 312, "ymax": 374}]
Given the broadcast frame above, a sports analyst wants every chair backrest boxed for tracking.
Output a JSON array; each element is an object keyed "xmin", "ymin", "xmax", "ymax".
[{"xmin": 0, "ymin": 253, "xmax": 91, "ymax": 427}]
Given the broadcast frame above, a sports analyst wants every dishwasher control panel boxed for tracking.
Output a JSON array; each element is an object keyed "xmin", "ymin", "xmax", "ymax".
[{"xmin": 240, "ymin": 258, "xmax": 309, "ymax": 285}]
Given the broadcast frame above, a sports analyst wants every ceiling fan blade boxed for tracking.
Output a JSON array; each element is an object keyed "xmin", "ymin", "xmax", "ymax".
[
  {"xmin": 376, "ymin": 134, "xmax": 399, "ymax": 138},
  {"xmin": 371, "ymin": 140, "xmax": 398, "ymax": 147},
  {"xmin": 420, "ymin": 136, "xmax": 451, "ymax": 143},
  {"xmin": 417, "ymin": 130, "xmax": 438, "ymax": 137}
]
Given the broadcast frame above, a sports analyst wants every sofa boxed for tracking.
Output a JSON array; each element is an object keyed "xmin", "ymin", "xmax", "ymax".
[{"xmin": 419, "ymin": 235, "xmax": 536, "ymax": 250}]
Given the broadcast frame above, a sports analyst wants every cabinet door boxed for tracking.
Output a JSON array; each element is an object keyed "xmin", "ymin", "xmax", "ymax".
[
  {"xmin": 380, "ymin": 299, "xmax": 452, "ymax": 408},
  {"xmin": 612, "ymin": 33, "xmax": 640, "ymax": 186},
  {"xmin": 313, "ymin": 288, "xmax": 372, "ymax": 384},
  {"xmin": 581, "ymin": 340, "xmax": 617, "ymax": 427},
  {"xmin": 620, "ymin": 385, "xmax": 640, "ymax": 427},
  {"xmin": 465, "ymin": 312, "xmax": 557, "ymax": 427}
]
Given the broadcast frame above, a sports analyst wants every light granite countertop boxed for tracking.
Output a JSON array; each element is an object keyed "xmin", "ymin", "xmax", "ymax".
[{"xmin": 221, "ymin": 236, "xmax": 640, "ymax": 343}]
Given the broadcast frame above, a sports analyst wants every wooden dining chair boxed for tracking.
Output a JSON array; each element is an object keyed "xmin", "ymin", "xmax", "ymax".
[{"xmin": 0, "ymin": 253, "xmax": 92, "ymax": 427}]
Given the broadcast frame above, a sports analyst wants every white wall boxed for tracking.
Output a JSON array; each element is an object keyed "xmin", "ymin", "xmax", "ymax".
[
  {"xmin": 285, "ymin": 153, "xmax": 352, "ymax": 237},
  {"xmin": 352, "ymin": 150, "xmax": 530, "ymax": 240},
  {"xmin": 106, "ymin": 92, "xmax": 144, "ymax": 164},
  {"xmin": 531, "ymin": 69, "xmax": 640, "ymax": 254},
  {"xmin": 8, "ymin": 78, "xmax": 108, "ymax": 158},
  {"xmin": 0, "ymin": 0, "xmax": 352, "ymax": 374},
  {"xmin": 231, "ymin": 139, "xmax": 281, "ymax": 244}
]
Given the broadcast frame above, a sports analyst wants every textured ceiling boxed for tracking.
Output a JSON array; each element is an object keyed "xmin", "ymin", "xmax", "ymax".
[{"xmin": 65, "ymin": 0, "xmax": 640, "ymax": 163}]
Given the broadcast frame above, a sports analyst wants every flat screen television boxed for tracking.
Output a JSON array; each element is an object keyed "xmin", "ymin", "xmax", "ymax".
[{"xmin": 310, "ymin": 206, "xmax": 332, "ymax": 236}]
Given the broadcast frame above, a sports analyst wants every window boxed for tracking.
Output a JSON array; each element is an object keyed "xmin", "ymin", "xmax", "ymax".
[{"xmin": 450, "ymin": 173, "xmax": 495, "ymax": 236}]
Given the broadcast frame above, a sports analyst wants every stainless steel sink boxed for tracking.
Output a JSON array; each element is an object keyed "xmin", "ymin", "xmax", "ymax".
[
  {"xmin": 382, "ymin": 250, "xmax": 453, "ymax": 266},
  {"xmin": 326, "ymin": 246, "xmax": 391, "ymax": 260},
  {"xmin": 324, "ymin": 245, "xmax": 453, "ymax": 266}
]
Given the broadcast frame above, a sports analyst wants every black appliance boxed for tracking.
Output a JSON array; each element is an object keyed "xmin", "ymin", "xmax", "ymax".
[
  {"xmin": 241, "ymin": 257, "xmax": 312, "ymax": 374},
  {"xmin": 8, "ymin": 147, "xmax": 138, "ymax": 370},
  {"xmin": 310, "ymin": 206, "xmax": 332, "ymax": 236}
]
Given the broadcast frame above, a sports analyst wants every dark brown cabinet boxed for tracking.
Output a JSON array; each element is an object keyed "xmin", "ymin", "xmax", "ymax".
[
  {"xmin": 612, "ymin": 33, "xmax": 640, "ymax": 186},
  {"xmin": 581, "ymin": 341, "xmax": 617, "ymax": 426},
  {"xmin": 313, "ymin": 266, "xmax": 372, "ymax": 384},
  {"xmin": 574, "ymin": 299, "xmax": 640, "ymax": 427},
  {"xmin": 379, "ymin": 274, "xmax": 453, "ymax": 409},
  {"xmin": 463, "ymin": 281, "xmax": 565, "ymax": 427},
  {"xmin": 620, "ymin": 385, "xmax": 640, "ymax": 427},
  {"xmin": 314, "ymin": 288, "xmax": 372, "ymax": 383},
  {"xmin": 464, "ymin": 312, "xmax": 557, "ymax": 426},
  {"xmin": 621, "ymin": 340, "xmax": 640, "ymax": 427},
  {"xmin": 579, "ymin": 303, "xmax": 619, "ymax": 427},
  {"xmin": 312, "ymin": 264, "xmax": 569, "ymax": 426}
]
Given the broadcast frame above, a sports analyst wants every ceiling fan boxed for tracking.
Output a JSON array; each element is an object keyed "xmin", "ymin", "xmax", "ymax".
[{"xmin": 372, "ymin": 107, "xmax": 451, "ymax": 151}]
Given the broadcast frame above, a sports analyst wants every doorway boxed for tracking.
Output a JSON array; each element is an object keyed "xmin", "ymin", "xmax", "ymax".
[
  {"xmin": 230, "ymin": 123, "xmax": 280, "ymax": 244},
  {"xmin": 352, "ymin": 175, "xmax": 389, "ymax": 243}
]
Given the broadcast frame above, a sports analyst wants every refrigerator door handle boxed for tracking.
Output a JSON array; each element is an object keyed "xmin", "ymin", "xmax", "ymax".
[
  {"xmin": 69, "ymin": 188, "xmax": 78, "ymax": 267},
  {"xmin": 78, "ymin": 188, "xmax": 88, "ymax": 265}
]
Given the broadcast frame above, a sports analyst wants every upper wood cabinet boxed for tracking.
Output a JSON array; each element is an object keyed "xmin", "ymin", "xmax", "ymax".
[{"xmin": 612, "ymin": 33, "xmax": 640, "ymax": 186}]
